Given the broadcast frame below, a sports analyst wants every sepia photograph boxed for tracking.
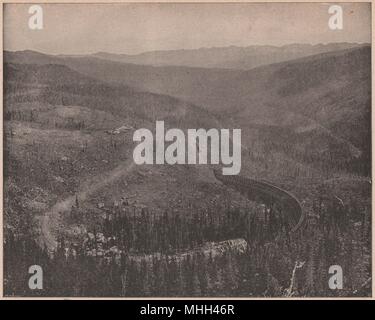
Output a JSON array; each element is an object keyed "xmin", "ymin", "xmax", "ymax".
[{"xmin": 2, "ymin": 2, "xmax": 372, "ymax": 298}]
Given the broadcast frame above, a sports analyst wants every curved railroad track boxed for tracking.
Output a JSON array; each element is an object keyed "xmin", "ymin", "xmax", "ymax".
[
  {"xmin": 118, "ymin": 170, "xmax": 306, "ymax": 263},
  {"xmin": 213, "ymin": 169, "xmax": 305, "ymax": 234}
]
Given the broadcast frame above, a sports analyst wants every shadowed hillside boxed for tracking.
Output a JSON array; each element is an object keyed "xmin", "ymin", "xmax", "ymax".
[{"xmin": 5, "ymin": 62, "xmax": 218, "ymax": 129}]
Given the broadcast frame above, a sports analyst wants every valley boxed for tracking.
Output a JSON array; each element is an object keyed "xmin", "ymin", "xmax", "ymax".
[{"xmin": 3, "ymin": 44, "xmax": 371, "ymax": 297}]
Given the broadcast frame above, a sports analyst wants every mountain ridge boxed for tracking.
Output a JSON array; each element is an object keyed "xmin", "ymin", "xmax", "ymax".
[{"xmin": 88, "ymin": 42, "xmax": 365, "ymax": 69}]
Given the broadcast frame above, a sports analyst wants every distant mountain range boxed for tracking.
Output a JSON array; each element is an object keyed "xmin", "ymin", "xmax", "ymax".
[
  {"xmin": 6, "ymin": 42, "xmax": 364, "ymax": 71},
  {"xmin": 4, "ymin": 43, "xmax": 371, "ymax": 176},
  {"xmin": 88, "ymin": 43, "xmax": 364, "ymax": 70}
]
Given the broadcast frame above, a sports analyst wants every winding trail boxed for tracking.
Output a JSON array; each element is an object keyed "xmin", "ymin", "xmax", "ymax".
[{"xmin": 40, "ymin": 159, "xmax": 136, "ymax": 252}]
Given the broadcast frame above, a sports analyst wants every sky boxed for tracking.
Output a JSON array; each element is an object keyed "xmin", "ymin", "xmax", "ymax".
[{"xmin": 4, "ymin": 2, "xmax": 372, "ymax": 55}]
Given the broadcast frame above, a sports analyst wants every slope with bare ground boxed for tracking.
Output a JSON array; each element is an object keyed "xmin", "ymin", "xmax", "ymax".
[{"xmin": 4, "ymin": 62, "xmax": 249, "ymax": 252}]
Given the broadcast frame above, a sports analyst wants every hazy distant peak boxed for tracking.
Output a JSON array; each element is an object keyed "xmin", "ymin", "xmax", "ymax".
[{"xmin": 88, "ymin": 42, "xmax": 364, "ymax": 70}]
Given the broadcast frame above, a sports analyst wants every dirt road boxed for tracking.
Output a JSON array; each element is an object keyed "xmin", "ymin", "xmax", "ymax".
[{"xmin": 40, "ymin": 159, "xmax": 136, "ymax": 252}]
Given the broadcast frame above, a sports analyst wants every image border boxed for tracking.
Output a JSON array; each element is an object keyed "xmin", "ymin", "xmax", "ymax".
[{"xmin": 0, "ymin": 0, "xmax": 373, "ymax": 300}]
